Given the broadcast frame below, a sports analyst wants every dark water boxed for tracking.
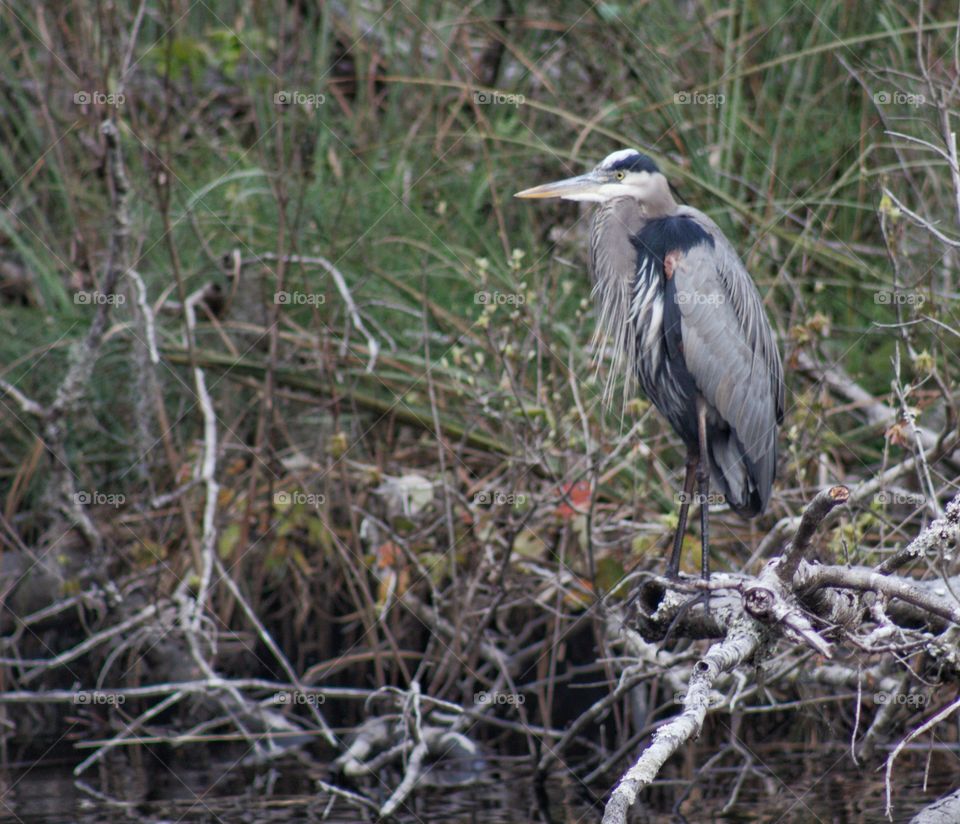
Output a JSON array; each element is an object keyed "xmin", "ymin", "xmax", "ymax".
[{"xmin": 0, "ymin": 746, "xmax": 957, "ymax": 823}]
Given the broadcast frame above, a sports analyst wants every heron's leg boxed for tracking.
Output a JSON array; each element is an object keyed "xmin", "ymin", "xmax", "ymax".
[
  {"xmin": 696, "ymin": 396, "xmax": 711, "ymax": 583},
  {"xmin": 666, "ymin": 448, "xmax": 698, "ymax": 579}
]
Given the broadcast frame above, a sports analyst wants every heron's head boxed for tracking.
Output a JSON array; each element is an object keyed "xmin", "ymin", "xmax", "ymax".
[{"xmin": 514, "ymin": 149, "xmax": 673, "ymax": 210}]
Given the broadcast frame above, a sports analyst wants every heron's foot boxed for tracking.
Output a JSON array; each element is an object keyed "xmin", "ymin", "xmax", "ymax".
[
  {"xmin": 679, "ymin": 587, "xmax": 710, "ymax": 619},
  {"xmin": 696, "ymin": 588, "xmax": 711, "ymax": 619},
  {"xmin": 663, "ymin": 585, "xmax": 714, "ymax": 642}
]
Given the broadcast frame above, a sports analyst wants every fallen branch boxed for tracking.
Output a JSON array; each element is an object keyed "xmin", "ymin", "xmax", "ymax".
[
  {"xmin": 909, "ymin": 787, "xmax": 960, "ymax": 824},
  {"xmin": 602, "ymin": 615, "xmax": 761, "ymax": 823},
  {"xmin": 603, "ymin": 484, "xmax": 959, "ymax": 823},
  {"xmin": 798, "ymin": 563, "xmax": 960, "ymax": 625}
]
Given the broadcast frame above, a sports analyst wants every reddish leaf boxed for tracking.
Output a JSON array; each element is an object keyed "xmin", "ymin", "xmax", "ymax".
[
  {"xmin": 885, "ymin": 421, "xmax": 910, "ymax": 448},
  {"xmin": 556, "ymin": 480, "xmax": 591, "ymax": 520},
  {"xmin": 376, "ymin": 541, "xmax": 403, "ymax": 569}
]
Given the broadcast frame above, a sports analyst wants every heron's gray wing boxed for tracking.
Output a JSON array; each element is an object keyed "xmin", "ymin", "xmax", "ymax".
[{"xmin": 671, "ymin": 221, "xmax": 784, "ymax": 514}]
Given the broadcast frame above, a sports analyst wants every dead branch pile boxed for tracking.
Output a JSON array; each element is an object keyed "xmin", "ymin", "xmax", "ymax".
[{"xmin": 604, "ymin": 486, "xmax": 960, "ymax": 823}]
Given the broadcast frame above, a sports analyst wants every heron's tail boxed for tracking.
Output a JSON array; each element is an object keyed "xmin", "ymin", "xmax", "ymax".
[{"xmin": 707, "ymin": 425, "xmax": 772, "ymax": 518}]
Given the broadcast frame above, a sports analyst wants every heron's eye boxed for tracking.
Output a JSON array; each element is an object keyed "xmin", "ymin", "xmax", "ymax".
[{"xmin": 615, "ymin": 171, "xmax": 625, "ymax": 181}]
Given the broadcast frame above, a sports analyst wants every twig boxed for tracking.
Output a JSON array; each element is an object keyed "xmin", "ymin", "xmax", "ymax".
[
  {"xmin": 777, "ymin": 485, "xmax": 850, "ymax": 582},
  {"xmin": 380, "ymin": 738, "xmax": 428, "ymax": 817},
  {"xmin": 253, "ymin": 252, "xmax": 380, "ymax": 371},
  {"xmin": 19, "ymin": 604, "xmax": 158, "ymax": 684},
  {"xmin": 0, "ymin": 379, "xmax": 45, "ymax": 417},
  {"xmin": 183, "ymin": 286, "xmax": 220, "ymax": 624},
  {"xmin": 882, "ymin": 187, "xmax": 960, "ymax": 248},
  {"xmin": 891, "ymin": 346, "xmax": 942, "ymax": 518},
  {"xmin": 751, "ymin": 444, "xmax": 950, "ymax": 565},
  {"xmin": 214, "ymin": 557, "xmax": 336, "ymax": 746},
  {"xmin": 878, "ymin": 490, "xmax": 960, "ymax": 573},
  {"xmin": 536, "ymin": 663, "xmax": 649, "ymax": 777},
  {"xmin": 316, "ymin": 780, "xmax": 380, "ymax": 813},
  {"xmin": 74, "ymin": 689, "xmax": 186, "ymax": 775},
  {"xmin": 127, "ymin": 269, "xmax": 160, "ymax": 364},
  {"xmin": 885, "ymin": 695, "xmax": 960, "ymax": 819}
]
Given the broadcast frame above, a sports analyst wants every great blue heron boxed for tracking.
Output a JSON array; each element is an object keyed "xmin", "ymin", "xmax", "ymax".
[{"xmin": 515, "ymin": 149, "xmax": 784, "ymax": 582}]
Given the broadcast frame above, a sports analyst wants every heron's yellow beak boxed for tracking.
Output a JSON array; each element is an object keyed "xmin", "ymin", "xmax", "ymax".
[{"xmin": 514, "ymin": 172, "xmax": 602, "ymax": 200}]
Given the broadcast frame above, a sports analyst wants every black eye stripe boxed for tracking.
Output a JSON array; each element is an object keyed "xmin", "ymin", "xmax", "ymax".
[
  {"xmin": 606, "ymin": 152, "xmax": 660, "ymax": 174},
  {"xmin": 601, "ymin": 152, "xmax": 660, "ymax": 174}
]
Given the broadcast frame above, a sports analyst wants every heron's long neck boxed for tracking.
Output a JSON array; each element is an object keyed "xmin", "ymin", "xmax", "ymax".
[
  {"xmin": 589, "ymin": 198, "xmax": 646, "ymax": 404},
  {"xmin": 644, "ymin": 186, "xmax": 678, "ymax": 219}
]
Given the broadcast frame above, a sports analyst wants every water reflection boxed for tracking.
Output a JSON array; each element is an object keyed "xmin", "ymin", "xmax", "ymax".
[{"xmin": 0, "ymin": 745, "xmax": 956, "ymax": 822}]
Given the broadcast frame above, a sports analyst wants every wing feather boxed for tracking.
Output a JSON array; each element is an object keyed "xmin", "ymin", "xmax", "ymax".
[{"xmin": 671, "ymin": 210, "xmax": 784, "ymax": 514}]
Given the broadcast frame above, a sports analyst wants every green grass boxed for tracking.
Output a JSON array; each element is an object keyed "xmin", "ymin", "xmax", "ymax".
[{"xmin": 0, "ymin": 0, "xmax": 955, "ymax": 545}]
